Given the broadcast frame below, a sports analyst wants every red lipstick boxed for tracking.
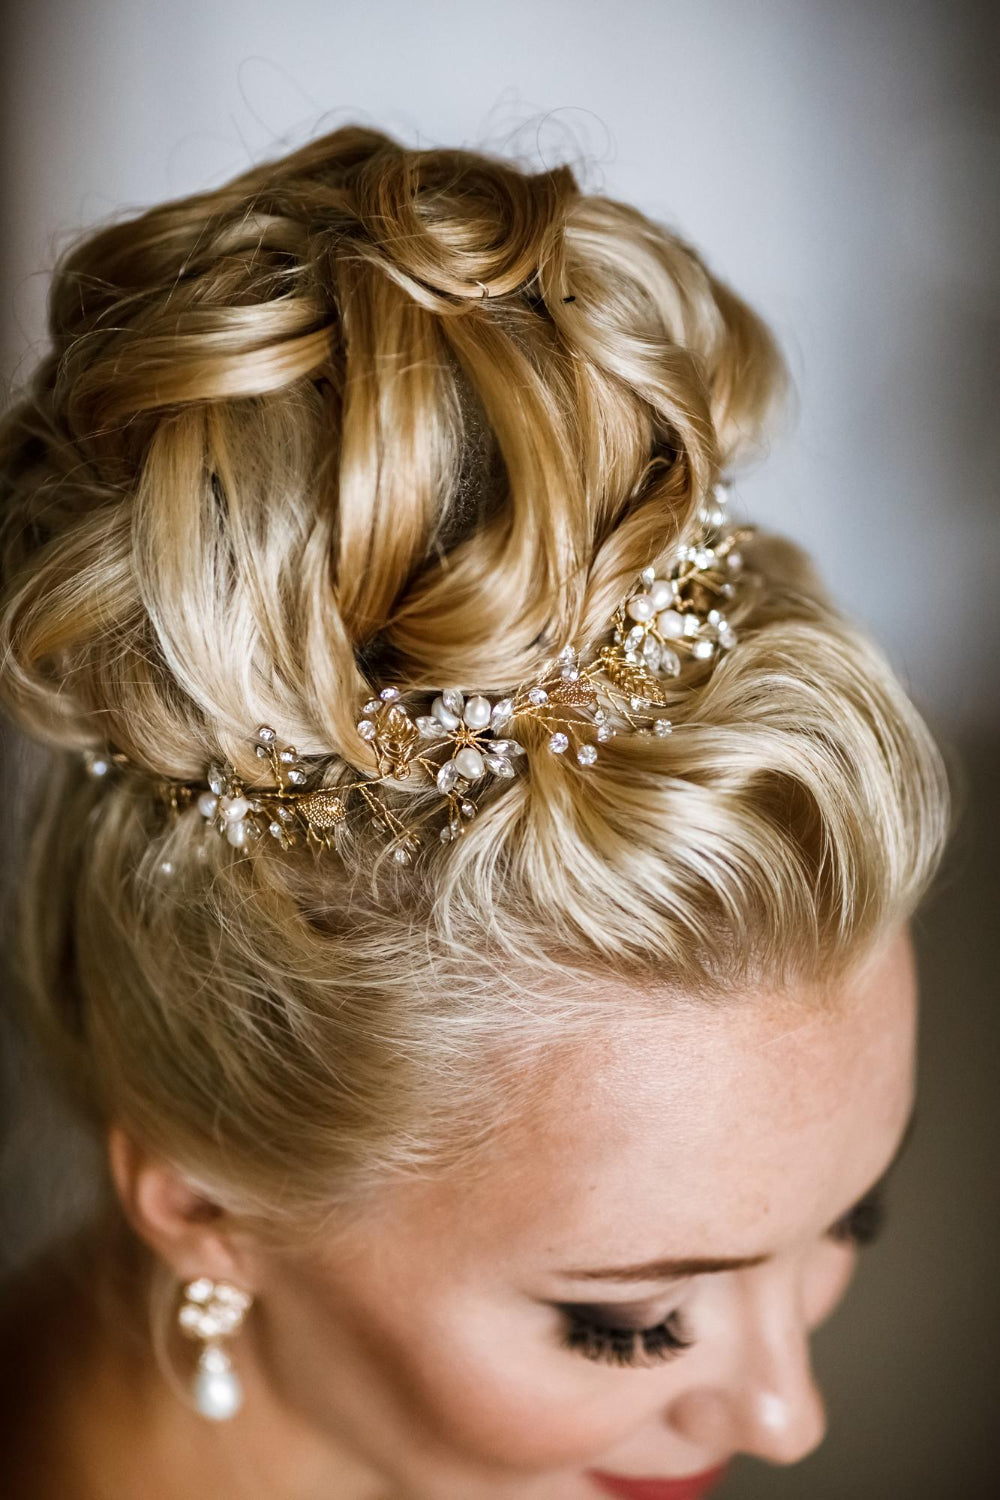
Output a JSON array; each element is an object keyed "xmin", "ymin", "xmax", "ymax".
[{"xmin": 586, "ymin": 1462, "xmax": 729, "ymax": 1500}]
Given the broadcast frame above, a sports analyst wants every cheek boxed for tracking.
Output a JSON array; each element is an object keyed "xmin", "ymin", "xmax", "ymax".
[
  {"xmin": 803, "ymin": 1243, "xmax": 859, "ymax": 1330},
  {"xmin": 259, "ymin": 1261, "xmax": 652, "ymax": 1474},
  {"xmin": 379, "ymin": 1309, "xmax": 649, "ymax": 1469}
]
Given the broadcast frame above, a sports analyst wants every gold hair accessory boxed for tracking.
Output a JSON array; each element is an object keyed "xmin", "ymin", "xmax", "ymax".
[{"xmin": 86, "ymin": 484, "xmax": 756, "ymax": 867}]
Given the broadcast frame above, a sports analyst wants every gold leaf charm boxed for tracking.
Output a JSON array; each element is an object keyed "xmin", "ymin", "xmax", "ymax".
[
  {"xmin": 374, "ymin": 703, "xmax": 421, "ymax": 776},
  {"xmin": 544, "ymin": 677, "xmax": 600, "ymax": 711},
  {"xmin": 597, "ymin": 647, "xmax": 671, "ymax": 707},
  {"xmin": 295, "ymin": 790, "xmax": 347, "ymax": 830}
]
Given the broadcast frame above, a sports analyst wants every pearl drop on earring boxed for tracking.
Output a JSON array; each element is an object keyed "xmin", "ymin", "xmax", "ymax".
[
  {"xmin": 177, "ymin": 1277, "xmax": 253, "ymax": 1422},
  {"xmin": 194, "ymin": 1340, "xmax": 243, "ymax": 1421}
]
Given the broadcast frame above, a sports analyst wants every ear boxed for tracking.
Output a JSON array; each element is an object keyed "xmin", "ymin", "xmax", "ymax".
[{"xmin": 107, "ymin": 1125, "xmax": 253, "ymax": 1289}]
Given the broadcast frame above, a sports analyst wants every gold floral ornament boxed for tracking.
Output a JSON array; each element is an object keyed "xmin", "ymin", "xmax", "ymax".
[{"xmin": 85, "ymin": 484, "xmax": 757, "ymax": 869}]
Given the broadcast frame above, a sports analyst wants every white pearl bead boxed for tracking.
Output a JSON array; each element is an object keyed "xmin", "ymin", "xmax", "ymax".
[
  {"xmin": 462, "ymin": 695, "xmax": 491, "ymax": 730},
  {"xmin": 219, "ymin": 795, "xmax": 250, "ymax": 821},
  {"xmin": 453, "ymin": 746, "xmax": 485, "ymax": 781},
  {"xmin": 194, "ymin": 1358, "xmax": 243, "ymax": 1421},
  {"xmin": 431, "ymin": 696, "xmax": 461, "ymax": 731},
  {"xmin": 226, "ymin": 819, "xmax": 248, "ymax": 848},
  {"xmin": 197, "ymin": 792, "xmax": 218, "ymax": 818},
  {"xmin": 648, "ymin": 579, "xmax": 673, "ymax": 611},
  {"xmin": 656, "ymin": 608, "xmax": 685, "ymax": 639},
  {"xmin": 626, "ymin": 594, "xmax": 655, "ymax": 622}
]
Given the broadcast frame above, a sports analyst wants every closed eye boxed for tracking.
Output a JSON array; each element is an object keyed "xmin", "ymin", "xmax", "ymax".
[
  {"xmin": 557, "ymin": 1183, "xmax": 891, "ymax": 1369},
  {"xmin": 828, "ymin": 1181, "xmax": 888, "ymax": 1247}
]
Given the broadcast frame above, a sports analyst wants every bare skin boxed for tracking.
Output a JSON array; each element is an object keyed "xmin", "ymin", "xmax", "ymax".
[{"xmin": 1, "ymin": 924, "xmax": 918, "ymax": 1500}]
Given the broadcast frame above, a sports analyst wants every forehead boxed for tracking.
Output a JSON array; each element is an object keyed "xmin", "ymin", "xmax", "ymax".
[{"xmin": 391, "ymin": 927, "xmax": 918, "ymax": 1269}]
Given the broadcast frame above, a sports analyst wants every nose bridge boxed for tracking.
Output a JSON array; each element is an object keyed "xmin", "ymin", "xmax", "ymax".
[
  {"xmin": 667, "ymin": 1261, "xmax": 829, "ymax": 1466},
  {"xmin": 732, "ymin": 1261, "xmax": 828, "ymax": 1464}
]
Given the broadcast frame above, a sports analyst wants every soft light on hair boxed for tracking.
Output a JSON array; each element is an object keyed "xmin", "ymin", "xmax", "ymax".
[{"xmin": 0, "ymin": 125, "xmax": 953, "ymax": 1241}]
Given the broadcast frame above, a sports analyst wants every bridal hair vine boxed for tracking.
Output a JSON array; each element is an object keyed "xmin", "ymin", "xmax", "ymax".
[{"xmin": 84, "ymin": 483, "xmax": 757, "ymax": 868}]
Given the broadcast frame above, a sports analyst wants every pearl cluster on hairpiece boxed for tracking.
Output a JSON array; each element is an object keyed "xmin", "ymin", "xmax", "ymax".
[{"xmin": 85, "ymin": 483, "xmax": 755, "ymax": 869}]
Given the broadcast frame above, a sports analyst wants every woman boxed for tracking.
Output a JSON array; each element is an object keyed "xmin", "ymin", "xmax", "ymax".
[{"xmin": 0, "ymin": 126, "xmax": 953, "ymax": 1499}]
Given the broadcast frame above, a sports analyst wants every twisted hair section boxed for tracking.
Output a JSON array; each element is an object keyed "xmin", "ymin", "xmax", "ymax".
[{"xmin": 0, "ymin": 125, "xmax": 953, "ymax": 1230}]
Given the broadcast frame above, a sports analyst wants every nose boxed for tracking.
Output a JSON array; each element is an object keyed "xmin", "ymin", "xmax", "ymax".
[{"xmin": 666, "ymin": 1273, "xmax": 828, "ymax": 1466}]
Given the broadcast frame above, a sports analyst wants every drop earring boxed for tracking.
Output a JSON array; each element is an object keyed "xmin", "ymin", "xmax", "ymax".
[{"xmin": 178, "ymin": 1277, "xmax": 253, "ymax": 1420}]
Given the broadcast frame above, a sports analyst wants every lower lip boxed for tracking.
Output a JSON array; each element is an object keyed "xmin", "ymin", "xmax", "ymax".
[{"xmin": 586, "ymin": 1463, "xmax": 729, "ymax": 1500}]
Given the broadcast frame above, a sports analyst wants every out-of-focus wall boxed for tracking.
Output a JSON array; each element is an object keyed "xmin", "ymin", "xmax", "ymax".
[{"xmin": 2, "ymin": 3, "xmax": 998, "ymax": 1497}]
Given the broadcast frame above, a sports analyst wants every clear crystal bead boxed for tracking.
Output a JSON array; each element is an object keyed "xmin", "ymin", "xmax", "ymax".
[
  {"xmin": 576, "ymin": 744, "xmax": 598, "ymax": 766},
  {"xmin": 719, "ymin": 624, "xmax": 737, "ymax": 649},
  {"xmin": 460, "ymin": 800, "xmax": 476, "ymax": 818},
  {"xmin": 548, "ymin": 732, "xmax": 569, "ymax": 754},
  {"xmin": 392, "ymin": 846, "xmax": 411, "ymax": 865},
  {"xmin": 727, "ymin": 549, "xmax": 743, "ymax": 574},
  {"xmin": 707, "ymin": 609, "xmax": 723, "ymax": 626},
  {"xmin": 208, "ymin": 765, "xmax": 226, "ymax": 796},
  {"xmin": 654, "ymin": 718, "xmax": 673, "ymax": 737},
  {"xmin": 659, "ymin": 648, "xmax": 682, "ymax": 676},
  {"xmin": 484, "ymin": 754, "xmax": 514, "ymax": 778},
  {"xmin": 255, "ymin": 744, "xmax": 268, "ymax": 758},
  {"xmin": 357, "ymin": 719, "xmax": 377, "ymax": 740},
  {"xmin": 597, "ymin": 724, "xmax": 616, "ymax": 741},
  {"xmin": 490, "ymin": 698, "xmax": 514, "ymax": 726},
  {"xmin": 279, "ymin": 748, "xmax": 297, "ymax": 763},
  {"xmin": 692, "ymin": 639, "xmax": 715, "ymax": 659},
  {"xmin": 439, "ymin": 824, "xmax": 456, "ymax": 842},
  {"xmin": 561, "ymin": 666, "xmax": 580, "ymax": 681},
  {"xmin": 490, "ymin": 738, "xmax": 525, "ymax": 758},
  {"xmin": 441, "ymin": 688, "xmax": 464, "ymax": 714},
  {"xmin": 558, "ymin": 644, "xmax": 577, "ymax": 662},
  {"xmin": 625, "ymin": 625, "xmax": 645, "ymax": 651},
  {"xmin": 630, "ymin": 695, "xmax": 650, "ymax": 711},
  {"xmin": 362, "ymin": 699, "xmax": 381, "ymax": 715},
  {"xmin": 436, "ymin": 759, "xmax": 463, "ymax": 794},
  {"xmin": 277, "ymin": 807, "xmax": 293, "ymax": 822},
  {"xmin": 682, "ymin": 614, "xmax": 700, "ymax": 637},
  {"xmin": 416, "ymin": 716, "xmax": 444, "ymax": 738},
  {"xmin": 380, "ymin": 686, "xmax": 401, "ymax": 701},
  {"xmin": 593, "ymin": 708, "xmax": 606, "ymax": 723},
  {"xmin": 528, "ymin": 687, "xmax": 548, "ymax": 705},
  {"xmin": 287, "ymin": 767, "xmax": 307, "ymax": 785},
  {"xmin": 269, "ymin": 821, "xmax": 283, "ymax": 838},
  {"xmin": 256, "ymin": 725, "xmax": 277, "ymax": 743},
  {"xmin": 640, "ymin": 566, "xmax": 656, "ymax": 586}
]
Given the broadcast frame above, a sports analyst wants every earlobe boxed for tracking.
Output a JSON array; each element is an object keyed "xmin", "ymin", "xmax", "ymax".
[{"xmin": 107, "ymin": 1125, "xmax": 245, "ymax": 1286}]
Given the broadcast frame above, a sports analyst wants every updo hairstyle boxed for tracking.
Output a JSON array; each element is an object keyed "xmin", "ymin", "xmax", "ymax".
[{"xmin": 0, "ymin": 125, "xmax": 952, "ymax": 1240}]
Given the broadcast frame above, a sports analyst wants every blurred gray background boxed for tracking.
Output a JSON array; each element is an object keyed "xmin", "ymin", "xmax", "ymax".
[{"xmin": 1, "ymin": 2, "xmax": 997, "ymax": 1495}]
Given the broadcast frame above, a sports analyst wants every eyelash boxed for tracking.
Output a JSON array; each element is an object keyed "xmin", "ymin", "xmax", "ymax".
[
  {"xmin": 560, "ymin": 1184, "xmax": 889, "ymax": 1368},
  {"xmin": 560, "ymin": 1306, "xmax": 694, "ymax": 1367},
  {"xmin": 829, "ymin": 1184, "xmax": 888, "ymax": 1247}
]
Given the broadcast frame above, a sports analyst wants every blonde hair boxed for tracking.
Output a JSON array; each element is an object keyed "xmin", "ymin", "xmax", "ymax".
[{"xmin": 0, "ymin": 125, "xmax": 953, "ymax": 1239}]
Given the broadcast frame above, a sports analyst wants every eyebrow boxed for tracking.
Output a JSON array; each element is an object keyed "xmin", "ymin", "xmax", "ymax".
[{"xmin": 556, "ymin": 1106, "xmax": 918, "ymax": 1285}]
